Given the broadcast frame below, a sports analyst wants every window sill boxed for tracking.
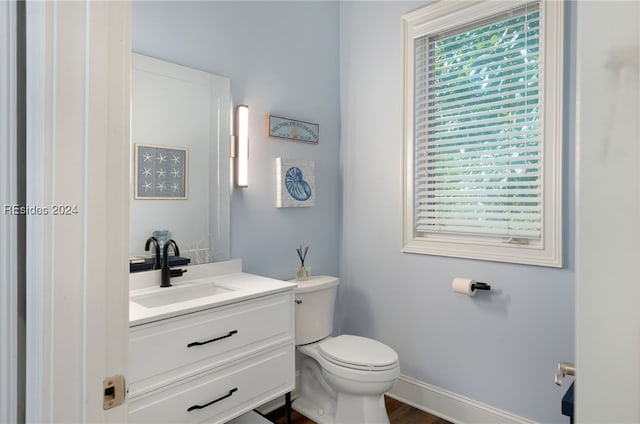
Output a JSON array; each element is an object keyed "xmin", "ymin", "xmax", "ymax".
[{"xmin": 402, "ymin": 235, "xmax": 562, "ymax": 268}]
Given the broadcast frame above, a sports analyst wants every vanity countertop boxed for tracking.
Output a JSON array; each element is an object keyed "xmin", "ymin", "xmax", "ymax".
[{"xmin": 129, "ymin": 259, "xmax": 295, "ymax": 326}]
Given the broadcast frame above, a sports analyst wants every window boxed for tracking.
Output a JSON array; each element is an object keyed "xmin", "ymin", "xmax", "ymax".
[{"xmin": 402, "ymin": 0, "xmax": 563, "ymax": 267}]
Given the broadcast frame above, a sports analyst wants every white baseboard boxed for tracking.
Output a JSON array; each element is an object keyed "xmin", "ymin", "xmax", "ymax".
[
  {"xmin": 256, "ymin": 372, "xmax": 533, "ymax": 424},
  {"xmin": 387, "ymin": 375, "xmax": 535, "ymax": 424}
]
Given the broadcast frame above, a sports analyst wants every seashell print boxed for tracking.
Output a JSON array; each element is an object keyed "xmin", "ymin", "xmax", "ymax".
[{"xmin": 285, "ymin": 166, "xmax": 312, "ymax": 201}]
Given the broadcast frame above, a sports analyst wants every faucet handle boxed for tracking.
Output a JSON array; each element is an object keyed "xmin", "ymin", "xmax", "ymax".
[
  {"xmin": 555, "ymin": 361, "xmax": 576, "ymax": 386},
  {"xmin": 169, "ymin": 268, "xmax": 187, "ymax": 278}
]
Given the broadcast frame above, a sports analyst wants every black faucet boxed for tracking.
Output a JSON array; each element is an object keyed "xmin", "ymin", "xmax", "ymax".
[
  {"xmin": 161, "ymin": 239, "xmax": 187, "ymax": 288},
  {"xmin": 144, "ymin": 236, "xmax": 161, "ymax": 270}
]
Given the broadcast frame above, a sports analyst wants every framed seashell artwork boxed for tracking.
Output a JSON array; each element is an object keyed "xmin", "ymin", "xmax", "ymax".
[{"xmin": 276, "ymin": 158, "xmax": 315, "ymax": 208}]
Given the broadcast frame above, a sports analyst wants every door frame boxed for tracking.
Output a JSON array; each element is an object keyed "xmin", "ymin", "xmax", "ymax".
[
  {"xmin": 1, "ymin": 1, "xmax": 19, "ymax": 422},
  {"xmin": 25, "ymin": 1, "xmax": 131, "ymax": 421}
]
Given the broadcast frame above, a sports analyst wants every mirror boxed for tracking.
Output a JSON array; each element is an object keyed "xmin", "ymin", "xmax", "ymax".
[{"xmin": 129, "ymin": 53, "xmax": 231, "ymax": 268}]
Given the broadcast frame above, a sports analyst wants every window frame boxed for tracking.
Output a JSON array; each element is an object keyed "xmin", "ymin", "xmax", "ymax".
[{"xmin": 401, "ymin": 0, "xmax": 564, "ymax": 267}]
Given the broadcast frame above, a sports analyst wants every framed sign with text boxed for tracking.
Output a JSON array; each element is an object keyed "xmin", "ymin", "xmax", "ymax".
[{"xmin": 266, "ymin": 114, "xmax": 319, "ymax": 144}]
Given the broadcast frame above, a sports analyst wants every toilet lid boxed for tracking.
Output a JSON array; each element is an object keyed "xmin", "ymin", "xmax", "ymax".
[{"xmin": 319, "ymin": 335, "xmax": 398, "ymax": 371}]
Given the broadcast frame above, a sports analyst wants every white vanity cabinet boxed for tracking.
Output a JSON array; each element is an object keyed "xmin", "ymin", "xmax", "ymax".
[{"xmin": 128, "ymin": 268, "xmax": 295, "ymax": 424}]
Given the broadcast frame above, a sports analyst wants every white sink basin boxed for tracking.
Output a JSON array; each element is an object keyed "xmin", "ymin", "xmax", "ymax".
[
  {"xmin": 131, "ymin": 282, "xmax": 236, "ymax": 308},
  {"xmin": 129, "ymin": 261, "xmax": 298, "ymax": 326}
]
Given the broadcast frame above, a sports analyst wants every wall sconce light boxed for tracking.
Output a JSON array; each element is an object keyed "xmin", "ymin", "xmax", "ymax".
[{"xmin": 234, "ymin": 104, "xmax": 249, "ymax": 188}]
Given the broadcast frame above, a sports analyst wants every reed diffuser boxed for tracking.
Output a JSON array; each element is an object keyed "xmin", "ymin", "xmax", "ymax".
[{"xmin": 296, "ymin": 245, "xmax": 310, "ymax": 281}]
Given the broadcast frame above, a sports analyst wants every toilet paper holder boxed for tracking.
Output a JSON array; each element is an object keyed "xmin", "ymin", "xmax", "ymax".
[
  {"xmin": 452, "ymin": 277, "xmax": 492, "ymax": 296},
  {"xmin": 471, "ymin": 282, "xmax": 491, "ymax": 291}
]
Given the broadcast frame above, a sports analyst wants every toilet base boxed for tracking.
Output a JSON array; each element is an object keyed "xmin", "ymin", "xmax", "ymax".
[
  {"xmin": 293, "ymin": 392, "xmax": 389, "ymax": 424},
  {"xmin": 336, "ymin": 393, "xmax": 389, "ymax": 424},
  {"xmin": 292, "ymin": 357, "xmax": 337, "ymax": 424},
  {"xmin": 292, "ymin": 356, "xmax": 391, "ymax": 424}
]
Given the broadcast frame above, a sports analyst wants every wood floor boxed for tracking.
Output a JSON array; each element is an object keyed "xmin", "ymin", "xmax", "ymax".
[{"xmin": 265, "ymin": 396, "xmax": 452, "ymax": 424}]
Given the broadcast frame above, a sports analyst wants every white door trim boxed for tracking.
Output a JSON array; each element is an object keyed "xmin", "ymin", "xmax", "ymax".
[
  {"xmin": 0, "ymin": 1, "xmax": 18, "ymax": 423},
  {"xmin": 25, "ymin": 1, "xmax": 131, "ymax": 422}
]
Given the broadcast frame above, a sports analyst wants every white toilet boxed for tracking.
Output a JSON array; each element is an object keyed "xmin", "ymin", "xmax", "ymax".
[{"xmin": 292, "ymin": 276, "xmax": 400, "ymax": 424}]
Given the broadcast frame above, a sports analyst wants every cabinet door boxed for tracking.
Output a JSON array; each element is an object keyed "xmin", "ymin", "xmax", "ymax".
[
  {"xmin": 129, "ymin": 345, "xmax": 293, "ymax": 424},
  {"xmin": 129, "ymin": 292, "xmax": 293, "ymax": 396}
]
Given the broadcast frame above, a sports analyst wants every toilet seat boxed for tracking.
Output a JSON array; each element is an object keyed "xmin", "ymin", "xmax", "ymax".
[{"xmin": 318, "ymin": 335, "xmax": 398, "ymax": 371}]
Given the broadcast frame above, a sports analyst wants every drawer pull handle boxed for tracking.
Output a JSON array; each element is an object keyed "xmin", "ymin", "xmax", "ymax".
[
  {"xmin": 187, "ymin": 387, "xmax": 238, "ymax": 412},
  {"xmin": 187, "ymin": 330, "xmax": 238, "ymax": 348}
]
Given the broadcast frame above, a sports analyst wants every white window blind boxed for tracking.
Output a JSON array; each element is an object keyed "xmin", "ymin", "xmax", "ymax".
[{"xmin": 414, "ymin": 2, "xmax": 542, "ymax": 240}]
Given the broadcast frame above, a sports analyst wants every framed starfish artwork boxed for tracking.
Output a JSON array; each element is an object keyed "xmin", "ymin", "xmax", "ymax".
[{"xmin": 134, "ymin": 144, "xmax": 188, "ymax": 199}]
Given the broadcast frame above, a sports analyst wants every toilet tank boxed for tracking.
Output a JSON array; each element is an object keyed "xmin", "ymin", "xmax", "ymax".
[{"xmin": 294, "ymin": 276, "xmax": 339, "ymax": 345}]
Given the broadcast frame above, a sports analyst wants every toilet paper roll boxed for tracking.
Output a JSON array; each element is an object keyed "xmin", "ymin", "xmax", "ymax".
[{"xmin": 452, "ymin": 277, "xmax": 477, "ymax": 296}]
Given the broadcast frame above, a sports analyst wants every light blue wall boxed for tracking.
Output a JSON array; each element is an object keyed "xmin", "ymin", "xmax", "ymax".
[
  {"xmin": 338, "ymin": 2, "xmax": 575, "ymax": 422},
  {"xmin": 133, "ymin": 1, "xmax": 341, "ymax": 280},
  {"xmin": 134, "ymin": 2, "xmax": 576, "ymax": 422}
]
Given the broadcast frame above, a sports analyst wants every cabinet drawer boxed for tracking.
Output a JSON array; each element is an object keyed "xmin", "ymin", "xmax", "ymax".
[
  {"xmin": 129, "ymin": 292, "xmax": 293, "ymax": 396},
  {"xmin": 129, "ymin": 345, "xmax": 294, "ymax": 424}
]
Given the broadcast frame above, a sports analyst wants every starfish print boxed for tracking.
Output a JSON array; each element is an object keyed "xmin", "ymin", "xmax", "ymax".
[
  {"xmin": 156, "ymin": 153, "xmax": 166, "ymax": 163},
  {"xmin": 142, "ymin": 152, "xmax": 153, "ymax": 162},
  {"xmin": 172, "ymin": 182, "xmax": 180, "ymax": 192},
  {"xmin": 171, "ymin": 169, "xmax": 181, "ymax": 178},
  {"xmin": 157, "ymin": 182, "xmax": 165, "ymax": 192},
  {"xmin": 143, "ymin": 181, "xmax": 152, "ymax": 191},
  {"xmin": 157, "ymin": 168, "xmax": 166, "ymax": 177},
  {"xmin": 172, "ymin": 155, "xmax": 181, "ymax": 165},
  {"xmin": 142, "ymin": 167, "xmax": 152, "ymax": 177}
]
